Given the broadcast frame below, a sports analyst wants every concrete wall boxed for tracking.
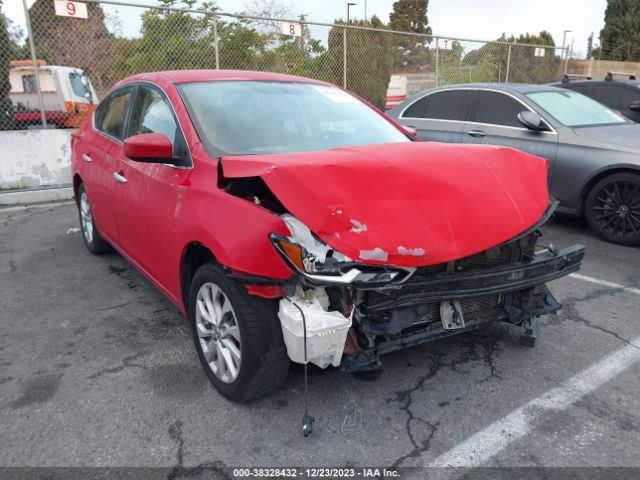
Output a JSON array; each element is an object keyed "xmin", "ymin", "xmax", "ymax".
[
  {"xmin": 566, "ymin": 59, "xmax": 640, "ymax": 81},
  {"xmin": 0, "ymin": 129, "xmax": 73, "ymax": 190}
]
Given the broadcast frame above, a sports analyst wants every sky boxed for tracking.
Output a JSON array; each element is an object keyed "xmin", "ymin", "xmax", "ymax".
[{"xmin": 5, "ymin": 0, "xmax": 607, "ymax": 57}]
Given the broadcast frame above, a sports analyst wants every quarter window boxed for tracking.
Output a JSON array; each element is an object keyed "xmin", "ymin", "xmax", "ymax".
[
  {"xmin": 128, "ymin": 86, "xmax": 177, "ymax": 144},
  {"xmin": 22, "ymin": 74, "xmax": 37, "ymax": 92},
  {"xmin": 473, "ymin": 91, "xmax": 526, "ymax": 128},
  {"xmin": 402, "ymin": 90, "xmax": 467, "ymax": 121},
  {"xmin": 94, "ymin": 87, "xmax": 133, "ymax": 140}
]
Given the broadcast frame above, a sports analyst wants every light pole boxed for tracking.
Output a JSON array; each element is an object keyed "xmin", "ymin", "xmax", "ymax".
[
  {"xmin": 561, "ymin": 30, "xmax": 572, "ymax": 60},
  {"xmin": 347, "ymin": 2, "xmax": 356, "ymax": 23}
]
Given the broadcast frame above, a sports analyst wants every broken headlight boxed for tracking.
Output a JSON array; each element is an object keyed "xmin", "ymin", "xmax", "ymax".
[{"xmin": 271, "ymin": 215, "xmax": 414, "ymax": 285}]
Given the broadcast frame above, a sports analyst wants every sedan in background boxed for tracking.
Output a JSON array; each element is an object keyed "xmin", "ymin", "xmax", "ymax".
[{"xmin": 389, "ymin": 84, "xmax": 640, "ymax": 246}]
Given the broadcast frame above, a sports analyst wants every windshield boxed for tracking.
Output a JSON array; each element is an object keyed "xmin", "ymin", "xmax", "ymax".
[
  {"xmin": 526, "ymin": 90, "xmax": 627, "ymax": 127},
  {"xmin": 177, "ymin": 81, "xmax": 409, "ymax": 156}
]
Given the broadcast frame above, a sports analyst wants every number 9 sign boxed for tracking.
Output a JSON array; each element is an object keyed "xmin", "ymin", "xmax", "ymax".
[{"xmin": 54, "ymin": 0, "xmax": 88, "ymax": 19}]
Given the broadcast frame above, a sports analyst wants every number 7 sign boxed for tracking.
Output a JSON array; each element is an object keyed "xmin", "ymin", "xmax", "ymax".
[{"xmin": 54, "ymin": 0, "xmax": 88, "ymax": 19}]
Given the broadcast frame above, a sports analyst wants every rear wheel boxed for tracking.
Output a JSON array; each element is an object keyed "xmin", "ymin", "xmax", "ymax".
[
  {"xmin": 585, "ymin": 172, "xmax": 640, "ymax": 246},
  {"xmin": 77, "ymin": 183, "xmax": 111, "ymax": 254},
  {"xmin": 189, "ymin": 263, "xmax": 289, "ymax": 401}
]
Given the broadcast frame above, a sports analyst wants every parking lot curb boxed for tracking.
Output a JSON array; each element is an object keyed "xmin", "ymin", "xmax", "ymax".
[{"xmin": 0, "ymin": 185, "xmax": 73, "ymax": 206}]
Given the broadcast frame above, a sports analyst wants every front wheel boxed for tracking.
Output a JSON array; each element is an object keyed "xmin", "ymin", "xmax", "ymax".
[
  {"xmin": 585, "ymin": 172, "xmax": 640, "ymax": 246},
  {"xmin": 189, "ymin": 263, "xmax": 289, "ymax": 402}
]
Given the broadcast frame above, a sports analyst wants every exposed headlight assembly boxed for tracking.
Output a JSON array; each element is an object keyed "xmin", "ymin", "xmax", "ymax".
[{"xmin": 271, "ymin": 215, "xmax": 414, "ymax": 286}]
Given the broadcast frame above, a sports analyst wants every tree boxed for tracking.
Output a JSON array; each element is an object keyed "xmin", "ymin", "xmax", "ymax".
[
  {"xmin": 462, "ymin": 31, "xmax": 560, "ymax": 84},
  {"xmin": 27, "ymin": 0, "xmax": 115, "ymax": 92},
  {"xmin": 0, "ymin": 0, "xmax": 16, "ymax": 129},
  {"xmin": 599, "ymin": 0, "xmax": 640, "ymax": 61},
  {"xmin": 389, "ymin": 0, "xmax": 431, "ymax": 35},
  {"xmin": 326, "ymin": 16, "xmax": 394, "ymax": 110},
  {"xmin": 389, "ymin": 0, "xmax": 433, "ymax": 72}
]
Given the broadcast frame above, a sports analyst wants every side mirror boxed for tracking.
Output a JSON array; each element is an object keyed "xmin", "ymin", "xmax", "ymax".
[
  {"xmin": 517, "ymin": 111, "xmax": 546, "ymax": 131},
  {"xmin": 124, "ymin": 133, "xmax": 174, "ymax": 163},
  {"xmin": 630, "ymin": 101, "xmax": 640, "ymax": 112}
]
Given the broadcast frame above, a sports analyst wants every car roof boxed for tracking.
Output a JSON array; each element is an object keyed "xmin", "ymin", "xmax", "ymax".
[
  {"xmin": 550, "ymin": 79, "xmax": 640, "ymax": 87},
  {"xmin": 125, "ymin": 69, "xmax": 330, "ymax": 85},
  {"xmin": 425, "ymin": 83, "xmax": 565, "ymax": 94}
]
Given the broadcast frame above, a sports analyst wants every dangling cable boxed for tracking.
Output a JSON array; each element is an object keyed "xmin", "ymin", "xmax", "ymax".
[{"xmin": 286, "ymin": 298, "xmax": 314, "ymax": 437}]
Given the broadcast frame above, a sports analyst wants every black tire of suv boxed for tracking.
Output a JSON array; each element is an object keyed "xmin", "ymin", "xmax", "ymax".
[
  {"xmin": 76, "ymin": 183, "xmax": 112, "ymax": 254},
  {"xmin": 188, "ymin": 263, "xmax": 290, "ymax": 402},
  {"xmin": 585, "ymin": 172, "xmax": 640, "ymax": 246}
]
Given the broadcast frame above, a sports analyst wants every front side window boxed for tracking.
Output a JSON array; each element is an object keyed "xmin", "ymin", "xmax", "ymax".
[
  {"xmin": 527, "ymin": 90, "xmax": 627, "ymax": 127},
  {"xmin": 128, "ymin": 86, "xmax": 177, "ymax": 144},
  {"xmin": 177, "ymin": 81, "xmax": 409, "ymax": 156},
  {"xmin": 22, "ymin": 75, "xmax": 37, "ymax": 92},
  {"xmin": 473, "ymin": 91, "xmax": 526, "ymax": 128},
  {"xmin": 593, "ymin": 85, "xmax": 640, "ymax": 107},
  {"xmin": 69, "ymin": 72, "xmax": 87, "ymax": 98},
  {"xmin": 94, "ymin": 87, "xmax": 133, "ymax": 140}
]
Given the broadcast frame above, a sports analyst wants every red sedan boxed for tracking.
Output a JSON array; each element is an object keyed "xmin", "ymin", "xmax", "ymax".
[{"xmin": 71, "ymin": 70, "xmax": 584, "ymax": 402}]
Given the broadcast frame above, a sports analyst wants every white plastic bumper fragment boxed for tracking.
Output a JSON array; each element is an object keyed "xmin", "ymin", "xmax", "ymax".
[{"xmin": 278, "ymin": 287, "xmax": 352, "ymax": 368}]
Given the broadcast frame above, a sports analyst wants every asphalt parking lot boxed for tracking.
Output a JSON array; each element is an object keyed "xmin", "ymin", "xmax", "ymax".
[{"xmin": 1, "ymin": 201, "xmax": 639, "ymax": 476}]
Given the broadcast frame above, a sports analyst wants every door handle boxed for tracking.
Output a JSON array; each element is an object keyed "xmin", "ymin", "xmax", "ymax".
[
  {"xmin": 113, "ymin": 172, "xmax": 127, "ymax": 183},
  {"xmin": 468, "ymin": 130, "xmax": 486, "ymax": 138},
  {"xmin": 82, "ymin": 154, "xmax": 92, "ymax": 162}
]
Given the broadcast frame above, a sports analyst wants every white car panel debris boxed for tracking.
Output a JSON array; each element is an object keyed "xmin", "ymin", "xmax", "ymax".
[{"xmin": 278, "ymin": 287, "xmax": 352, "ymax": 368}]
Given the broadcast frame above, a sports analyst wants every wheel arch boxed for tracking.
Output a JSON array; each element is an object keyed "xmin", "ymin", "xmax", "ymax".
[
  {"xmin": 179, "ymin": 242, "xmax": 220, "ymax": 313},
  {"xmin": 578, "ymin": 165, "xmax": 640, "ymax": 216},
  {"xmin": 73, "ymin": 173, "xmax": 83, "ymax": 204}
]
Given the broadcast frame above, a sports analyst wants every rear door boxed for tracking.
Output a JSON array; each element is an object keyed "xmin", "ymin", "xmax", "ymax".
[
  {"xmin": 396, "ymin": 89, "xmax": 470, "ymax": 143},
  {"xmin": 84, "ymin": 86, "xmax": 135, "ymax": 243},
  {"xmin": 463, "ymin": 90, "xmax": 559, "ymax": 167}
]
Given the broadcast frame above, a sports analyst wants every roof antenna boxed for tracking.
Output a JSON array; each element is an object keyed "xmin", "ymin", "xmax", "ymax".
[{"xmin": 287, "ymin": 299, "xmax": 315, "ymax": 437}]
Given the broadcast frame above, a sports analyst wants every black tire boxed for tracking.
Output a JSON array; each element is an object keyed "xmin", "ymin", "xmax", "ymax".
[
  {"xmin": 76, "ymin": 183, "xmax": 112, "ymax": 254},
  {"xmin": 585, "ymin": 172, "xmax": 640, "ymax": 246},
  {"xmin": 189, "ymin": 263, "xmax": 290, "ymax": 402}
]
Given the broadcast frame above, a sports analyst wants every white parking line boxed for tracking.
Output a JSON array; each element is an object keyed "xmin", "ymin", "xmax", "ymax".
[
  {"xmin": 569, "ymin": 273, "xmax": 640, "ymax": 296},
  {"xmin": 429, "ymin": 335, "xmax": 640, "ymax": 467}
]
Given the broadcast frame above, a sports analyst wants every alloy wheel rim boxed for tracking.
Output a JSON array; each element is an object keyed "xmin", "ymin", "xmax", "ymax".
[
  {"xmin": 195, "ymin": 282, "xmax": 242, "ymax": 384},
  {"xmin": 593, "ymin": 180, "xmax": 640, "ymax": 238},
  {"xmin": 80, "ymin": 192, "xmax": 94, "ymax": 244}
]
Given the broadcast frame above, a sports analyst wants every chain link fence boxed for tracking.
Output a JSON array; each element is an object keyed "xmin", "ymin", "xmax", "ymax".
[{"xmin": 6, "ymin": 0, "xmax": 570, "ymax": 130}]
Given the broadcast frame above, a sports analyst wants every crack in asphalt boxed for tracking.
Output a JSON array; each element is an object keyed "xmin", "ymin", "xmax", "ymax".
[
  {"xmin": 167, "ymin": 420, "xmax": 230, "ymax": 480},
  {"xmin": 388, "ymin": 353, "xmax": 443, "ymax": 468},
  {"xmin": 86, "ymin": 352, "xmax": 148, "ymax": 380}
]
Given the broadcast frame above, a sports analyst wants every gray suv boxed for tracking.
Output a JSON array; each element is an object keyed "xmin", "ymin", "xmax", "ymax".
[{"xmin": 388, "ymin": 84, "xmax": 640, "ymax": 246}]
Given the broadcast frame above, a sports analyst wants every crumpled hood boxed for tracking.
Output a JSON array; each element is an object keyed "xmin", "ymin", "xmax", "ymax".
[{"xmin": 221, "ymin": 142, "xmax": 549, "ymax": 267}]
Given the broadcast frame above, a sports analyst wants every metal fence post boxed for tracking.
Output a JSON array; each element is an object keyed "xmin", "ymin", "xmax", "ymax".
[
  {"xmin": 342, "ymin": 25, "xmax": 347, "ymax": 88},
  {"xmin": 212, "ymin": 14, "xmax": 220, "ymax": 69},
  {"xmin": 434, "ymin": 36, "xmax": 439, "ymax": 87},
  {"xmin": 22, "ymin": 0, "xmax": 47, "ymax": 128},
  {"xmin": 505, "ymin": 44, "xmax": 512, "ymax": 83}
]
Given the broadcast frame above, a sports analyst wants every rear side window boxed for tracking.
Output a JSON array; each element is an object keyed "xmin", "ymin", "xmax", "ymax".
[
  {"xmin": 95, "ymin": 87, "xmax": 133, "ymax": 140},
  {"xmin": 473, "ymin": 91, "xmax": 526, "ymax": 128},
  {"xmin": 402, "ymin": 90, "xmax": 467, "ymax": 121},
  {"xmin": 593, "ymin": 85, "xmax": 640, "ymax": 107}
]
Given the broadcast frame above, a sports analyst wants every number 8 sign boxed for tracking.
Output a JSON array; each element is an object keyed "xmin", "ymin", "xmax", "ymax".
[
  {"xmin": 54, "ymin": 0, "xmax": 88, "ymax": 19},
  {"xmin": 280, "ymin": 22, "xmax": 302, "ymax": 37}
]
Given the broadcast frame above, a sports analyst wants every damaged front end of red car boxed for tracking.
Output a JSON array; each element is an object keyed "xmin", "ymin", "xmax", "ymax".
[{"xmin": 220, "ymin": 142, "xmax": 586, "ymax": 372}]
